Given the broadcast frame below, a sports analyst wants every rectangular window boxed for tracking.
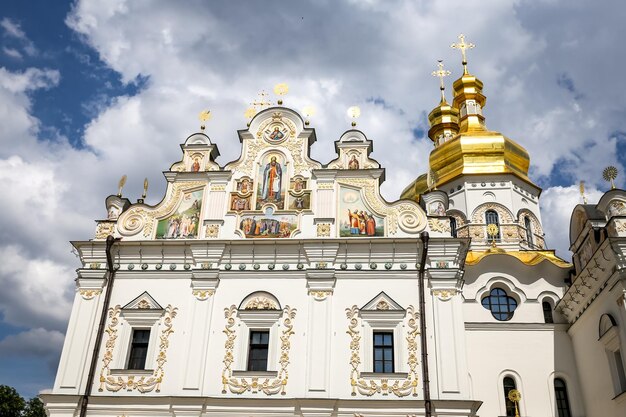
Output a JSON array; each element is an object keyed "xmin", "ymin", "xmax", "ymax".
[
  {"xmin": 127, "ymin": 329, "xmax": 150, "ymax": 370},
  {"xmin": 373, "ymin": 332, "xmax": 394, "ymax": 373},
  {"xmin": 247, "ymin": 330, "xmax": 270, "ymax": 372},
  {"xmin": 615, "ymin": 349, "xmax": 626, "ymax": 392}
]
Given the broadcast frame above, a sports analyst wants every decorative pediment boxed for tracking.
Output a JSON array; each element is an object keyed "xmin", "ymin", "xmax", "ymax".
[
  {"xmin": 170, "ymin": 132, "xmax": 220, "ymax": 173},
  {"xmin": 361, "ymin": 291, "xmax": 404, "ymax": 312},
  {"xmin": 328, "ymin": 130, "xmax": 380, "ymax": 170},
  {"xmin": 95, "ymin": 105, "xmax": 430, "ymax": 241},
  {"xmin": 239, "ymin": 291, "xmax": 281, "ymax": 311},
  {"xmin": 122, "ymin": 291, "xmax": 163, "ymax": 310}
]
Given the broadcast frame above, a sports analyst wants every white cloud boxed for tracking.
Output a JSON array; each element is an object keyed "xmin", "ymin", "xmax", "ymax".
[
  {"xmin": 0, "ymin": 328, "xmax": 65, "ymax": 358},
  {"xmin": 540, "ymin": 184, "xmax": 605, "ymax": 257},
  {"xmin": 3, "ymin": 46, "xmax": 22, "ymax": 59},
  {"xmin": 0, "ymin": 17, "xmax": 38, "ymax": 57}
]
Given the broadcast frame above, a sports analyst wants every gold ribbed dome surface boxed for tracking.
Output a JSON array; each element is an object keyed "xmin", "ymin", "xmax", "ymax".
[{"xmin": 401, "ymin": 61, "xmax": 535, "ymax": 202}]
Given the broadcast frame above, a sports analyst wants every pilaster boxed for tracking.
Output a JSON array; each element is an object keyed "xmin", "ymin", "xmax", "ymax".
[{"xmin": 182, "ymin": 270, "xmax": 220, "ymax": 391}]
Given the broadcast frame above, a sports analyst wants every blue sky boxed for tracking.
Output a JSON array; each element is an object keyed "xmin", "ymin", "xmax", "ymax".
[{"xmin": 1, "ymin": 0, "xmax": 626, "ymax": 399}]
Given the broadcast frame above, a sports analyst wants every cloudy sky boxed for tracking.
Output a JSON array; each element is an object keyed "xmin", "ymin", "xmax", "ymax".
[{"xmin": 1, "ymin": 0, "xmax": 624, "ymax": 398}]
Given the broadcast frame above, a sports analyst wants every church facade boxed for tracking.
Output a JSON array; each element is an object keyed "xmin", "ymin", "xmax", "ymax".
[{"xmin": 42, "ymin": 44, "xmax": 626, "ymax": 417}]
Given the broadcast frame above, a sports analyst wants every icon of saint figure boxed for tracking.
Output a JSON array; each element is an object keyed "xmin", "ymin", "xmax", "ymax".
[
  {"xmin": 269, "ymin": 127, "xmax": 284, "ymax": 141},
  {"xmin": 192, "ymin": 158, "xmax": 201, "ymax": 172},
  {"xmin": 262, "ymin": 156, "xmax": 283, "ymax": 201},
  {"xmin": 348, "ymin": 155, "xmax": 359, "ymax": 169}
]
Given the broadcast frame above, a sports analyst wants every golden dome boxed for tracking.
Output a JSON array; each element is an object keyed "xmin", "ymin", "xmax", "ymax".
[{"xmin": 402, "ymin": 68, "xmax": 534, "ymax": 202}]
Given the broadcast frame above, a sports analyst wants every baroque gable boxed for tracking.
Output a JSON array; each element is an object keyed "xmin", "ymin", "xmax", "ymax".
[{"xmin": 96, "ymin": 106, "xmax": 431, "ymax": 241}]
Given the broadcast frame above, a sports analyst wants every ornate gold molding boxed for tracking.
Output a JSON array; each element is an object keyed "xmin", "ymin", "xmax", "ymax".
[
  {"xmin": 211, "ymin": 184, "xmax": 227, "ymax": 191},
  {"xmin": 221, "ymin": 305, "xmax": 297, "ymax": 395},
  {"xmin": 243, "ymin": 297, "xmax": 278, "ymax": 310},
  {"xmin": 95, "ymin": 222, "xmax": 115, "ymax": 240},
  {"xmin": 428, "ymin": 218, "xmax": 450, "ymax": 233},
  {"xmin": 79, "ymin": 289, "xmax": 102, "ymax": 300},
  {"xmin": 346, "ymin": 305, "xmax": 419, "ymax": 397},
  {"xmin": 317, "ymin": 182, "xmax": 335, "ymax": 190},
  {"xmin": 309, "ymin": 289, "xmax": 333, "ymax": 301},
  {"xmin": 431, "ymin": 289, "xmax": 457, "ymax": 301},
  {"xmin": 316, "ymin": 223, "xmax": 331, "ymax": 237},
  {"xmin": 205, "ymin": 224, "xmax": 220, "ymax": 238},
  {"xmin": 98, "ymin": 304, "xmax": 178, "ymax": 393},
  {"xmin": 192, "ymin": 289, "xmax": 215, "ymax": 300}
]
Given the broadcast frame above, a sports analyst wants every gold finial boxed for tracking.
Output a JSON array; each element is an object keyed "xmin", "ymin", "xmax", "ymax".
[
  {"xmin": 507, "ymin": 389, "xmax": 522, "ymax": 417},
  {"xmin": 579, "ymin": 180, "xmax": 587, "ymax": 204},
  {"xmin": 142, "ymin": 178, "xmax": 149, "ymax": 199},
  {"xmin": 603, "ymin": 166, "xmax": 618, "ymax": 189},
  {"xmin": 199, "ymin": 110, "xmax": 211, "ymax": 131},
  {"xmin": 117, "ymin": 175, "xmax": 127, "ymax": 197},
  {"xmin": 486, "ymin": 223, "xmax": 499, "ymax": 247},
  {"xmin": 273, "ymin": 83, "xmax": 289, "ymax": 105},
  {"xmin": 432, "ymin": 60, "xmax": 451, "ymax": 103},
  {"xmin": 302, "ymin": 105, "xmax": 316, "ymax": 126},
  {"xmin": 347, "ymin": 106, "xmax": 361, "ymax": 127},
  {"xmin": 451, "ymin": 34, "xmax": 475, "ymax": 74}
]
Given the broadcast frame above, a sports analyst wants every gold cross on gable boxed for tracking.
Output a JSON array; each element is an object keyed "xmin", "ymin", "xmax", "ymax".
[
  {"xmin": 451, "ymin": 34, "xmax": 475, "ymax": 73},
  {"xmin": 251, "ymin": 90, "xmax": 272, "ymax": 109},
  {"xmin": 431, "ymin": 60, "xmax": 451, "ymax": 102}
]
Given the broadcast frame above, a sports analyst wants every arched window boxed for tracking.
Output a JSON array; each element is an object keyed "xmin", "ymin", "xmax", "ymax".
[
  {"xmin": 524, "ymin": 216, "xmax": 534, "ymax": 247},
  {"xmin": 481, "ymin": 288, "xmax": 518, "ymax": 321},
  {"xmin": 485, "ymin": 210, "xmax": 501, "ymax": 240},
  {"xmin": 542, "ymin": 301, "xmax": 554, "ymax": 324},
  {"xmin": 554, "ymin": 378, "xmax": 572, "ymax": 417},
  {"xmin": 450, "ymin": 217, "xmax": 458, "ymax": 238},
  {"xmin": 503, "ymin": 376, "xmax": 517, "ymax": 417}
]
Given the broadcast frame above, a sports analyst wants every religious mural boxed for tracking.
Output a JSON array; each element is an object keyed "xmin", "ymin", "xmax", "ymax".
[
  {"xmin": 290, "ymin": 177, "xmax": 307, "ymax": 192},
  {"xmin": 230, "ymin": 194, "xmax": 251, "ymax": 211},
  {"xmin": 156, "ymin": 189, "xmax": 203, "ymax": 239},
  {"xmin": 256, "ymin": 154, "xmax": 287, "ymax": 210},
  {"xmin": 239, "ymin": 210, "xmax": 298, "ymax": 238},
  {"xmin": 339, "ymin": 187, "xmax": 384, "ymax": 237},
  {"xmin": 236, "ymin": 178, "xmax": 253, "ymax": 194},
  {"xmin": 288, "ymin": 191, "xmax": 311, "ymax": 210}
]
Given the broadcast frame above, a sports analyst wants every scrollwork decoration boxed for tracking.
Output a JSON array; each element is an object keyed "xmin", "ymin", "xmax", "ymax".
[
  {"xmin": 346, "ymin": 305, "xmax": 419, "ymax": 397},
  {"xmin": 221, "ymin": 305, "xmax": 297, "ymax": 395},
  {"xmin": 98, "ymin": 305, "xmax": 178, "ymax": 393}
]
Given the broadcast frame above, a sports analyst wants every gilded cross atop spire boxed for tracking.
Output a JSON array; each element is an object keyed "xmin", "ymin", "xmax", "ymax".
[
  {"xmin": 451, "ymin": 34, "xmax": 475, "ymax": 74},
  {"xmin": 432, "ymin": 60, "xmax": 451, "ymax": 103}
]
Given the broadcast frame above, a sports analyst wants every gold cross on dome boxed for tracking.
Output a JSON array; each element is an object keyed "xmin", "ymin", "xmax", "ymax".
[
  {"xmin": 451, "ymin": 34, "xmax": 475, "ymax": 74},
  {"xmin": 432, "ymin": 60, "xmax": 451, "ymax": 102}
]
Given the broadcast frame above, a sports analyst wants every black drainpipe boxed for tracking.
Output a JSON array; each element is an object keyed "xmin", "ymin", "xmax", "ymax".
[
  {"xmin": 418, "ymin": 231, "xmax": 432, "ymax": 417},
  {"xmin": 79, "ymin": 235, "xmax": 119, "ymax": 417}
]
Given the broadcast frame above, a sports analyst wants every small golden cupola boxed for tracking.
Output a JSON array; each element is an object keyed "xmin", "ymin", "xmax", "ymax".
[
  {"xmin": 401, "ymin": 35, "xmax": 534, "ymax": 201},
  {"xmin": 428, "ymin": 60, "xmax": 460, "ymax": 147}
]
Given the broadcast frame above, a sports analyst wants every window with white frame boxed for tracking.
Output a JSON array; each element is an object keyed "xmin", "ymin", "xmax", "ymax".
[
  {"xmin": 233, "ymin": 291, "xmax": 282, "ymax": 376},
  {"xmin": 358, "ymin": 292, "xmax": 407, "ymax": 377},
  {"xmin": 113, "ymin": 292, "xmax": 164, "ymax": 373},
  {"xmin": 599, "ymin": 313, "xmax": 626, "ymax": 395}
]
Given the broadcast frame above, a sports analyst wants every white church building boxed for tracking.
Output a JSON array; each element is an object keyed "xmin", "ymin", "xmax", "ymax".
[{"xmin": 42, "ymin": 40, "xmax": 626, "ymax": 417}]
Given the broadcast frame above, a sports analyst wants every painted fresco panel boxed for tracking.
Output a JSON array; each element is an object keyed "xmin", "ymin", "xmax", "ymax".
[
  {"xmin": 256, "ymin": 154, "xmax": 287, "ymax": 210},
  {"xmin": 339, "ymin": 187, "xmax": 384, "ymax": 237},
  {"xmin": 156, "ymin": 189, "xmax": 203, "ymax": 239},
  {"xmin": 239, "ymin": 212, "xmax": 298, "ymax": 238}
]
